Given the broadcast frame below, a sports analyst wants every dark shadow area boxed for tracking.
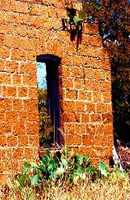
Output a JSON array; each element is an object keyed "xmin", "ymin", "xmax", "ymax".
[
  {"xmin": 36, "ymin": 54, "xmax": 64, "ymax": 148},
  {"xmin": 99, "ymin": 1, "xmax": 130, "ymax": 147},
  {"xmin": 75, "ymin": 0, "xmax": 130, "ymax": 147}
]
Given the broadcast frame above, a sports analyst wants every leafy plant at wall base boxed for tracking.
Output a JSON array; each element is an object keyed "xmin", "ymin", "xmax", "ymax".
[
  {"xmin": 16, "ymin": 162, "xmax": 42, "ymax": 188},
  {"xmin": 16, "ymin": 150, "xmax": 114, "ymax": 190},
  {"xmin": 39, "ymin": 152, "xmax": 58, "ymax": 180},
  {"xmin": 98, "ymin": 162, "xmax": 110, "ymax": 177}
]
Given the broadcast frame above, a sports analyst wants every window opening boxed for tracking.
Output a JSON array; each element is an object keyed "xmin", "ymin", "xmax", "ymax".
[
  {"xmin": 36, "ymin": 55, "xmax": 62, "ymax": 148},
  {"xmin": 37, "ymin": 62, "xmax": 54, "ymax": 147}
]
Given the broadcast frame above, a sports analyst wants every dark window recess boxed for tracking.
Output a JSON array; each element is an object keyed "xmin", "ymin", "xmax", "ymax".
[{"xmin": 36, "ymin": 54, "xmax": 62, "ymax": 148}]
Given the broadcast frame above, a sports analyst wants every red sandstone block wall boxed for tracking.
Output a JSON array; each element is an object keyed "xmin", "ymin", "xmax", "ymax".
[{"xmin": 0, "ymin": 0, "xmax": 113, "ymax": 176}]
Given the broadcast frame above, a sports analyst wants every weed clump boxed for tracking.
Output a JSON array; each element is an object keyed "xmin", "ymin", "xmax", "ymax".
[{"xmin": 0, "ymin": 150, "xmax": 130, "ymax": 200}]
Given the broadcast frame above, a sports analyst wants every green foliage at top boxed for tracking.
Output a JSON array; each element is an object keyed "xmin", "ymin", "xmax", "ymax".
[{"xmin": 66, "ymin": 1, "xmax": 130, "ymax": 53}]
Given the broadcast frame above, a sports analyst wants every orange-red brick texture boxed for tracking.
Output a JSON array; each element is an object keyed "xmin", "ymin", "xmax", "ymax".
[{"xmin": 0, "ymin": 0, "xmax": 113, "ymax": 176}]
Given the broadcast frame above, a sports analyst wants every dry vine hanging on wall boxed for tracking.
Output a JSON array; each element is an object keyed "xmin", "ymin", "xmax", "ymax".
[{"xmin": 62, "ymin": 7, "xmax": 83, "ymax": 50}]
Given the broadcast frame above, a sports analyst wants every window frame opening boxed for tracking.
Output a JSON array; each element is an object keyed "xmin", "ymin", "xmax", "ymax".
[{"xmin": 36, "ymin": 54, "xmax": 63, "ymax": 149}]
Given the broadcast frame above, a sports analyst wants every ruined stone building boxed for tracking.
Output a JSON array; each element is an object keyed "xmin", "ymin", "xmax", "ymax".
[{"xmin": 0, "ymin": 0, "xmax": 114, "ymax": 178}]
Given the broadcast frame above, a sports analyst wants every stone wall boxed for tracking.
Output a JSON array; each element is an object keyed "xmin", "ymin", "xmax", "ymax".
[{"xmin": 0, "ymin": 0, "xmax": 113, "ymax": 177}]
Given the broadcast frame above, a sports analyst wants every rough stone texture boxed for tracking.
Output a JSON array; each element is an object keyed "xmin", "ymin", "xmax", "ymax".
[{"xmin": 0, "ymin": 0, "xmax": 113, "ymax": 178}]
